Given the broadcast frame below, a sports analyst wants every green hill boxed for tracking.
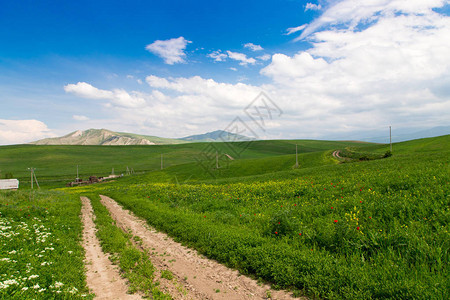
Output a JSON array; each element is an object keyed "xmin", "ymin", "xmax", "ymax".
[
  {"xmin": 64, "ymin": 134, "xmax": 449, "ymax": 299},
  {"xmin": 30, "ymin": 128, "xmax": 189, "ymax": 146},
  {"xmin": 0, "ymin": 139, "xmax": 370, "ymax": 188}
]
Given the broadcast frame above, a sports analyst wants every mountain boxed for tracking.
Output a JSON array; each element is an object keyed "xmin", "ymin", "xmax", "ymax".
[
  {"xmin": 30, "ymin": 129, "xmax": 189, "ymax": 145},
  {"xmin": 179, "ymin": 130, "xmax": 252, "ymax": 142}
]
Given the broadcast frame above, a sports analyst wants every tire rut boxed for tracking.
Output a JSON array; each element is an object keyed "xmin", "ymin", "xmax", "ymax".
[
  {"xmin": 81, "ymin": 196, "xmax": 142, "ymax": 300},
  {"xmin": 99, "ymin": 195, "xmax": 301, "ymax": 300}
]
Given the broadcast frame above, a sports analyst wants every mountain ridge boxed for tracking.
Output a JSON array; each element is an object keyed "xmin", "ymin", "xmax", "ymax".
[{"xmin": 30, "ymin": 129, "xmax": 189, "ymax": 146}]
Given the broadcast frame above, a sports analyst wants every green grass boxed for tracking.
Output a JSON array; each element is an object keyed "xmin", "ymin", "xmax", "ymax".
[
  {"xmin": 83, "ymin": 194, "xmax": 171, "ymax": 299},
  {"xmin": 0, "ymin": 140, "xmax": 369, "ymax": 189},
  {"xmin": 67, "ymin": 134, "xmax": 450, "ymax": 299},
  {"xmin": 2, "ymin": 135, "xmax": 448, "ymax": 299},
  {"xmin": 0, "ymin": 190, "xmax": 92, "ymax": 299}
]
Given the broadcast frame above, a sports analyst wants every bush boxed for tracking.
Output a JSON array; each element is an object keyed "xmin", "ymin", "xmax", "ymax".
[{"xmin": 383, "ymin": 150, "xmax": 392, "ymax": 158}]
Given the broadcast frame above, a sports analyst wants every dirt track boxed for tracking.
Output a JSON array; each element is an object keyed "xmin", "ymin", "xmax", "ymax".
[
  {"xmin": 100, "ymin": 195, "xmax": 301, "ymax": 300},
  {"xmin": 81, "ymin": 196, "xmax": 142, "ymax": 299}
]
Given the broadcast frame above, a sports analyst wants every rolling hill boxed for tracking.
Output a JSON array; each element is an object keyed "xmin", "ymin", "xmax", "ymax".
[{"xmin": 30, "ymin": 129, "xmax": 189, "ymax": 146}]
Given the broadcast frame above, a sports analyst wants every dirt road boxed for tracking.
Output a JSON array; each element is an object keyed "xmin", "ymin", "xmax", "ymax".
[
  {"xmin": 100, "ymin": 195, "xmax": 300, "ymax": 300},
  {"xmin": 81, "ymin": 196, "xmax": 142, "ymax": 300}
]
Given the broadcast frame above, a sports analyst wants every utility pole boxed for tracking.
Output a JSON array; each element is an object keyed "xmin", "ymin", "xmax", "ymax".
[
  {"xmin": 28, "ymin": 168, "xmax": 39, "ymax": 189},
  {"xmin": 28, "ymin": 168, "xmax": 34, "ymax": 189},
  {"xmin": 76, "ymin": 165, "xmax": 79, "ymax": 181},
  {"xmin": 389, "ymin": 126, "xmax": 392, "ymax": 152},
  {"xmin": 295, "ymin": 144, "xmax": 299, "ymax": 168},
  {"xmin": 216, "ymin": 151, "xmax": 219, "ymax": 169}
]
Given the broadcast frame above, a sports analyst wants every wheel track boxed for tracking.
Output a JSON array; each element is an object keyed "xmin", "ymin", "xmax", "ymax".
[{"xmin": 100, "ymin": 195, "xmax": 303, "ymax": 300}]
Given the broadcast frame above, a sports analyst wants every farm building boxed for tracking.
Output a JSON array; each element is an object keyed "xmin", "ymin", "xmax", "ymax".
[{"xmin": 0, "ymin": 179, "xmax": 19, "ymax": 190}]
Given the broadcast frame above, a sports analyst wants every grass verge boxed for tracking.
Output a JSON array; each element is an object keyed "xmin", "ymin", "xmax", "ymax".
[{"xmin": 85, "ymin": 194, "xmax": 171, "ymax": 299}]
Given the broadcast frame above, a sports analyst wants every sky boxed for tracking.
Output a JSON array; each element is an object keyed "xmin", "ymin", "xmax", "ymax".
[{"xmin": 1, "ymin": 0, "xmax": 449, "ymax": 145}]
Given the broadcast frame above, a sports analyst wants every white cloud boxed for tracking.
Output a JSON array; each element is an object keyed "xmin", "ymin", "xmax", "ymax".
[
  {"xmin": 226, "ymin": 51, "xmax": 257, "ymax": 66},
  {"xmin": 64, "ymin": 82, "xmax": 113, "ymax": 100},
  {"xmin": 305, "ymin": 3, "xmax": 322, "ymax": 11},
  {"xmin": 257, "ymin": 54, "xmax": 271, "ymax": 61},
  {"xmin": 0, "ymin": 119, "xmax": 54, "ymax": 145},
  {"xmin": 286, "ymin": 24, "xmax": 307, "ymax": 35},
  {"xmin": 244, "ymin": 43, "xmax": 263, "ymax": 51},
  {"xmin": 73, "ymin": 115, "xmax": 90, "ymax": 121},
  {"xmin": 229, "ymin": 67, "xmax": 237, "ymax": 71},
  {"xmin": 64, "ymin": 82, "xmax": 147, "ymax": 108},
  {"xmin": 260, "ymin": 0, "xmax": 450, "ymax": 136},
  {"xmin": 295, "ymin": 0, "xmax": 448, "ymax": 40},
  {"xmin": 208, "ymin": 50, "xmax": 228, "ymax": 62},
  {"xmin": 145, "ymin": 37, "xmax": 192, "ymax": 64},
  {"xmin": 59, "ymin": 1, "xmax": 450, "ymax": 140}
]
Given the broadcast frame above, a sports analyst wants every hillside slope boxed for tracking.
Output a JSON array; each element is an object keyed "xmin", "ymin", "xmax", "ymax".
[{"xmin": 30, "ymin": 129, "xmax": 188, "ymax": 145}]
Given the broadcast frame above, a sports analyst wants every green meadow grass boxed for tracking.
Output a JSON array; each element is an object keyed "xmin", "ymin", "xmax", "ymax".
[
  {"xmin": 0, "ymin": 190, "xmax": 92, "ymax": 299},
  {"xmin": 0, "ymin": 140, "xmax": 368, "ymax": 189},
  {"xmin": 67, "ymin": 135, "xmax": 449, "ymax": 299},
  {"xmin": 84, "ymin": 194, "xmax": 171, "ymax": 299},
  {"xmin": 2, "ymin": 135, "xmax": 448, "ymax": 299}
]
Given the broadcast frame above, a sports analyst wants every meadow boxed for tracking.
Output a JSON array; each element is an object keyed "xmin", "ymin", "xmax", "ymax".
[
  {"xmin": 0, "ymin": 140, "xmax": 368, "ymax": 189},
  {"xmin": 71, "ymin": 135, "xmax": 449, "ymax": 299},
  {"xmin": 0, "ymin": 135, "xmax": 448, "ymax": 299},
  {"xmin": 0, "ymin": 190, "xmax": 92, "ymax": 299}
]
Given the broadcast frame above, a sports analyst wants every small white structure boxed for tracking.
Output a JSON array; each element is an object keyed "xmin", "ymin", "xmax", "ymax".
[{"xmin": 0, "ymin": 179, "xmax": 19, "ymax": 190}]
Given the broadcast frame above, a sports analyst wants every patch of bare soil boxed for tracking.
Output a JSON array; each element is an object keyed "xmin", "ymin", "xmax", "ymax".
[
  {"xmin": 100, "ymin": 195, "xmax": 306, "ymax": 300},
  {"xmin": 81, "ymin": 196, "xmax": 142, "ymax": 300}
]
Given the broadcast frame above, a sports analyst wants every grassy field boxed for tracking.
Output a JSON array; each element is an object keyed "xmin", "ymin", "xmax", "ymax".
[
  {"xmin": 68, "ymin": 135, "xmax": 449, "ymax": 299},
  {"xmin": 0, "ymin": 190, "xmax": 92, "ymax": 299},
  {"xmin": 1, "ymin": 135, "xmax": 448, "ymax": 299},
  {"xmin": 0, "ymin": 140, "xmax": 369, "ymax": 188}
]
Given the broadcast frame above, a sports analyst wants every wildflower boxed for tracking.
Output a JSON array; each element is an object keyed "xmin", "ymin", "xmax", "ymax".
[
  {"xmin": 357, "ymin": 227, "xmax": 360, "ymax": 230},
  {"xmin": 22, "ymin": 287, "xmax": 29, "ymax": 291},
  {"xmin": 334, "ymin": 220, "xmax": 338, "ymax": 223}
]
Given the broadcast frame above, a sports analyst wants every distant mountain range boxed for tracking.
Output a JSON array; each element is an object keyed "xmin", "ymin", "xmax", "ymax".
[
  {"xmin": 30, "ymin": 129, "xmax": 251, "ymax": 145},
  {"xmin": 30, "ymin": 129, "xmax": 189, "ymax": 146},
  {"xmin": 179, "ymin": 130, "xmax": 252, "ymax": 142},
  {"xmin": 30, "ymin": 126, "xmax": 449, "ymax": 146}
]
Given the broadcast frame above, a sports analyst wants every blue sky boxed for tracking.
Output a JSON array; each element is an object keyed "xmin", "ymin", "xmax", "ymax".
[{"xmin": 1, "ymin": 0, "xmax": 449, "ymax": 144}]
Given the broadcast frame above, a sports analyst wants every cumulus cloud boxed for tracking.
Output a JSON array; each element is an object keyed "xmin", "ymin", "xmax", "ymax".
[
  {"xmin": 243, "ymin": 43, "xmax": 263, "ymax": 51},
  {"xmin": 0, "ymin": 119, "xmax": 54, "ymax": 145},
  {"xmin": 305, "ymin": 3, "xmax": 322, "ymax": 11},
  {"xmin": 208, "ymin": 50, "xmax": 228, "ymax": 62},
  {"xmin": 64, "ymin": 82, "xmax": 147, "ymax": 108},
  {"xmin": 61, "ymin": 1, "xmax": 449, "ymax": 140},
  {"xmin": 226, "ymin": 51, "xmax": 257, "ymax": 66},
  {"xmin": 145, "ymin": 36, "xmax": 192, "ymax": 64},
  {"xmin": 260, "ymin": 0, "xmax": 450, "ymax": 136}
]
